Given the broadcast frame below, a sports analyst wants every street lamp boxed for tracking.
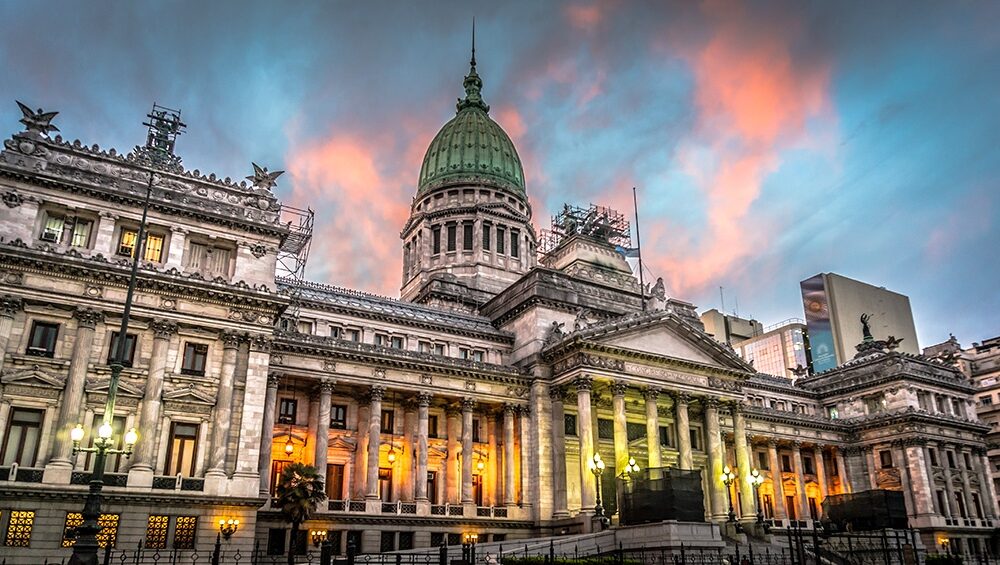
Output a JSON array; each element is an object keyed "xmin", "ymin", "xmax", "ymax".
[
  {"xmin": 721, "ymin": 465, "xmax": 738, "ymax": 523},
  {"xmin": 749, "ymin": 468, "xmax": 765, "ymax": 524},
  {"xmin": 311, "ymin": 530, "xmax": 328, "ymax": 547},
  {"xmin": 624, "ymin": 456, "xmax": 641, "ymax": 478},
  {"xmin": 68, "ymin": 105, "xmax": 184, "ymax": 565},
  {"xmin": 218, "ymin": 519, "xmax": 240, "ymax": 540},
  {"xmin": 588, "ymin": 452, "xmax": 607, "ymax": 519}
]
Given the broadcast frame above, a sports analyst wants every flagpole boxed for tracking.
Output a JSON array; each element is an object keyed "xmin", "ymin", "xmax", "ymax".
[{"xmin": 633, "ymin": 186, "xmax": 645, "ymax": 311}]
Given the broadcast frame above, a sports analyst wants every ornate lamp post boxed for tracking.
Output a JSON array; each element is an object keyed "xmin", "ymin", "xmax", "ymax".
[
  {"xmin": 721, "ymin": 465, "xmax": 738, "ymax": 523},
  {"xmin": 68, "ymin": 105, "xmax": 184, "ymax": 565},
  {"xmin": 624, "ymin": 456, "xmax": 641, "ymax": 478},
  {"xmin": 219, "ymin": 519, "xmax": 240, "ymax": 540},
  {"xmin": 588, "ymin": 452, "xmax": 607, "ymax": 519},
  {"xmin": 310, "ymin": 529, "xmax": 328, "ymax": 547},
  {"xmin": 749, "ymin": 468, "xmax": 765, "ymax": 524}
]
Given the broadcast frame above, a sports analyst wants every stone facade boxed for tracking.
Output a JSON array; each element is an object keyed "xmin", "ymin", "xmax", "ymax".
[{"xmin": 0, "ymin": 64, "xmax": 996, "ymax": 563}]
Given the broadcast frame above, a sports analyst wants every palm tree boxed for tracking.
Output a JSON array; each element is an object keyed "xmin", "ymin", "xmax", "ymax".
[{"xmin": 275, "ymin": 463, "xmax": 327, "ymax": 565}]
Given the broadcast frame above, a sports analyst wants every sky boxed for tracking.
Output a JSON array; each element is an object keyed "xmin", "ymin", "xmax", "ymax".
[{"xmin": 1, "ymin": 0, "xmax": 998, "ymax": 348}]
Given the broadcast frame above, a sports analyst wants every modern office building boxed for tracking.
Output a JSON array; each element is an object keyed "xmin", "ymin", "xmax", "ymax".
[
  {"xmin": 733, "ymin": 319, "xmax": 812, "ymax": 379},
  {"xmin": 0, "ymin": 53, "xmax": 995, "ymax": 562},
  {"xmin": 800, "ymin": 273, "xmax": 919, "ymax": 373},
  {"xmin": 699, "ymin": 309, "xmax": 762, "ymax": 345}
]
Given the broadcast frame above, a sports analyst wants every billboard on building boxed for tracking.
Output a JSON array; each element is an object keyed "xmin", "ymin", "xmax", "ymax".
[{"xmin": 801, "ymin": 274, "xmax": 838, "ymax": 373}]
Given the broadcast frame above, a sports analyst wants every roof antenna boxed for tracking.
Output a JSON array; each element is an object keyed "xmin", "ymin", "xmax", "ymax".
[{"xmin": 471, "ymin": 17, "xmax": 477, "ymax": 69}]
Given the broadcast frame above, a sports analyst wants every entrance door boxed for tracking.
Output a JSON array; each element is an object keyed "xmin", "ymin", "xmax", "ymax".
[
  {"xmin": 786, "ymin": 495, "xmax": 797, "ymax": 520},
  {"xmin": 427, "ymin": 471, "xmax": 438, "ymax": 504},
  {"xmin": 472, "ymin": 475, "xmax": 483, "ymax": 506},
  {"xmin": 379, "ymin": 468, "xmax": 393, "ymax": 501},
  {"xmin": 808, "ymin": 497, "xmax": 818, "ymax": 520}
]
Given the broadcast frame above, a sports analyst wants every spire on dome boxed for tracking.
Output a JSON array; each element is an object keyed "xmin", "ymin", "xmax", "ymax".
[{"xmin": 457, "ymin": 18, "xmax": 489, "ymax": 113}]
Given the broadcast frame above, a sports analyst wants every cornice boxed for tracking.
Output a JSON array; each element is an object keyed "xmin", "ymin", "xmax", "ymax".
[
  {"xmin": 743, "ymin": 405, "xmax": 846, "ymax": 432},
  {"xmin": 401, "ymin": 201, "xmax": 533, "ymax": 237},
  {"xmin": 545, "ymin": 340, "xmax": 750, "ymax": 382},
  {"xmin": 840, "ymin": 407, "xmax": 991, "ymax": 434},
  {"xmin": 0, "ymin": 484, "xmax": 262, "ymax": 507},
  {"xmin": 256, "ymin": 509, "xmax": 533, "ymax": 529}
]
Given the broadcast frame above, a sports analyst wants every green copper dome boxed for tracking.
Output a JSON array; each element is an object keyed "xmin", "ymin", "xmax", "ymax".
[{"xmin": 417, "ymin": 57, "xmax": 525, "ymax": 197}]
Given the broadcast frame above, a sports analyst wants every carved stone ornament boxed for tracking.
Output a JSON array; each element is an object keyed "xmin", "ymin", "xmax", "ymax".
[
  {"xmin": 160, "ymin": 297, "xmax": 178, "ymax": 311},
  {"xmin": 267, "ymin": 373, "xmax": 282, "ymax": 388},
  {"xmin": 461, "ymin": 397, "xmax": 477, "ymax": 412},
  {"xmin": 220, "ymin": 330, "xmax": 243, "ymax": 349},
  {"xmin": 574, "ymin": 376, "xmax": 593, "ymax": 392},
  {"xmin": 249, "ymin": 243, "xmax": 268, "ymax": 259},
  {"xmin": 610, "ymin": 381, "xmax": 628, "ymax": 397},
  {"xmin": 642, "ymin": 387, "xmax": 660, "ymax": 401},
  {"xmin": 323, "ymin": 360, "xmax": 337, "ymax": 372},
  {"xmin": 464, "ymin": 380, "xmax": 476, "ymax": 391},
  {"xmin": 16, "ymin": 101, "xmax": 59, "ymax": 136},
  {"xmin": 373, "ymin": 368, "xmax": 386, "ymax": 379},
  {"xmin": 420, "ymin": 374, "xmax": 433, "ymax": 385},
  {"xmin": 0, "ymin": 294, "xmax": 23, "ymax": 318},
  {"xmin": 150, "ymin": 319, "xmax": 179, "ymax": 339},
  {"xmin": 369, "ymin": 385, "xmax": 386, "ymax": 402},
  {"xmin": 250, "ymin": 334, "xmax": 272, "ymax": 352},
  {"xmin": 84, "ymin": 285, "xmax": 103, "ymax": 298},
  {"xmin": 416, "ymin": 392, "xmax": 433, "ymax": 407},
  {"xmin": 548, "ymin": 385, "xmax": 565, "ymax": 401},
  {"xmin": 73, "ymin": 307, "xmax": 105, "ymax": 329},
  {"xmin": 2, "ymin": 191, "xmax": 23, "ymax": 208},
  {"xmin": 317, "ymin": 380, "xmax": 335, "ymax": 394}
]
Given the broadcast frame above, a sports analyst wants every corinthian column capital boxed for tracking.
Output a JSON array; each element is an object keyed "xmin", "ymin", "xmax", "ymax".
[
  {"xmin": 73, "ymin": 307, "xmax": 104, "ymax": 329},
  {"xmin": 150, "ymin": 318, "xmax": 178, "ymax": 340},
  {"xmin": 0, "ymin": 294, "xmax": 23, "ymax": 319},
  {"xmin": 574, "ymin": 376, "xmax": 593, "ymax": 392}
]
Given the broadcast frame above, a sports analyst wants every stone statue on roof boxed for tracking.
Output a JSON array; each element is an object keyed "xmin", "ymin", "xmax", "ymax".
[
  {"xmin": 648, "ymin": 277, "xmax": 667, "ymax": 311},
  {"xmin": 861, "ymin": 313, "xmax": 873, "ymax": 342},
  {"xmin": 16, "ymin": 101, "xmax": 59, "ymax": 137}
]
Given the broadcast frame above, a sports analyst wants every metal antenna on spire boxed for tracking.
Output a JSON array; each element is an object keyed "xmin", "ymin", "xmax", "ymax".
[{"xmin": 471, "ymin": 17, "xmax": 477, "ymax": 68}]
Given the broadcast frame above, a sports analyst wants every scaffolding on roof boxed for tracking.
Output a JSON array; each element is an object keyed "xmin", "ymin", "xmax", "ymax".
[
  {"xmin": 537, "ymin": 203, "xmax": 632, "ymax": 257},
  {"xmin": 276, "ymin": 203, "xmax": 314, "ymax": 322}
]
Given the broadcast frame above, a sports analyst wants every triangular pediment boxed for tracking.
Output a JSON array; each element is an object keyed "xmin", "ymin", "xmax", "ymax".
[
  {"xmin": 162, "ymin": 384, "xmax": 215, "ymax": 405},
  {"xmin": 1, "ymin": 365, "xmax": 66, "ymax": 388},
  {"xmin": 330, "ymin": 436, "xmax": 357, "ymax": 450},
  {"xmin": 556, "ymin": 311, "xmax": 753, "ymax": 373},
  {"xmin": 85, "ymin": 378, "xmax": 145, "ymax": 398}
]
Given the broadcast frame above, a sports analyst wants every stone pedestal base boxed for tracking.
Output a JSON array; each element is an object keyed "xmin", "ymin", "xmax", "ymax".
[
  {"xmin": 42, "ymin": 462, "xmax": 72, "ymax": 485},
  {"xmin": 203, "ymin": 471, "xmax": 228, "ymax": 496},
  {"xmin": 127, "ymin": 466, "xmax": 154, "ymax": 488}
]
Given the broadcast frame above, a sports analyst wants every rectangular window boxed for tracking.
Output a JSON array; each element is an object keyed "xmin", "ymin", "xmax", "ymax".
[
  {"xmin": 431, "ymin": 533, "xmax": 444, "ymax": 548},
  {"xmin": 930, "ymin": 448, "xmax": 939, "ymax": 467},
  {"xmin": 70, "ymin": 219, "xmax": 93, "ymax": 248},
  {"xmin": 463, "ymin": 222, "xmax": 474, "ymax": 251},
  {"xmin": 428, "ymin": 415, "xmax": 439, "ymax": 439},
  {"xmin": 432, "ymin": 226, "xmax": 441, "ymax": 254},
  {"xmin": 165, "ymin": 422, "xmax": 198, "ymax": 477},
  {"xmin": 270, "ymin": 460, "xmax": 292, "ymax": 495},
  {"xmin": 781, "ymin": 454, "xmax": 792, "ymax": 472},
  {"xmin": 472, "ymin": 419, "xmax": 481, "ymax": 443},
  {"xmin": 482, "ymin": 223, "xmax": 491, "ymax": 251},
  {"xmin": 497, "ymin": 226, "xmax": 506, "ymax": 254},
  {"xmin": 446, "ymin": 224, "xmax": 456, "ymax": 252},
  {"xmin": 1, "ymin": 408, "xmax": 43, "ymax": 466},
  {"xmin": 62, "ymin": 513, "xmax": 84, "ymax": 547},
  {"xmin": 144, "ymin": 515, "xmax": 169, "ymax": 549},
  {"xmin": 4, "ymin": 510, "xmax": 34, "ymax": 547},
  {"xmin": 472, "ymin": 350, "xmax": 484, "ymax": 362},
  {"xmin": 381, "ymin": 531, "xmax": 396, "ymax": 553},
  {"xmin": 399, "ymin": 531, "xmax": 414, "ymax": 551},
  {"xmin": 278, "ymin": 398, "xmax": 297, "ymax": 424},
  {"xmin": 345, "ymin": 328, "xmax": 360, "ymax": 342},
  {"xmin": 375, "ymin": 333, "xmax": 388, "ymax": 347},
  {"xmin": 107, "ymin": 332, "xmax": 137, "ymax": 367},
  {"xmin": 879, "ymin": 450, "xmax": 893, "ymax": 468},
  {"xmin": 41, "ymin": 212, "xmax": 92, "ymax": 248},
  {"xmin": 26, "ymin": 321, "xmax": 59, "ymax": 357},
  {"xmin": 947, "ymin": 451, "xmax": 956, "ymax": 468},
  {"xmin": 329, "ymin": 326, "xmax": 341, "ymax": 339},
  {"xmin": 390, "ymin": 336, "xmax": 404, "ymax": 349},
  {"xmin": 96, "ymin": 514, "xmax": 120, "ymax": 549},
  {"xmin": 327, "ymin": 464, "xmax": 345, "ymax": 499},
  {"xmin": 180, "ymin": 342, "xmax": 207, "ymax": 376},
  {"xmin": 982, "ymin": 396, "xmax": 994, "ymax": 406},
  {"xmin": 173, "ymin": 516, "xmax": 197, "ymax": 549},
  {"xmin": 267, "ymin": 528, "xmax": 286, "ymax": 555},
  {"xmin": 185, "ymin": 242, "xmax": 232, "ymax": 277},
  {"xmin": 689, "ymin": 428, "xmax": 702, "ymax": 451},
  {"xmin": 296, "ymin": 320, "xmax": 313, "ymax": 334},
  {"xmin": 330, "ymin": 405, "xmax": 347, "ymax": 430},
  {"xmin": 627, "ymin": 422, "xmax": 645, "ymax": 442},
  {"xmin": 418, "ymin": 341, "xmax": 431, "ymax": 353},
  {"xmin": 757, "ymin": 451, "xmax": 769, "ymax": 470},
  {"xmin": 459, "ymin": 347, "xmax": 470, "ymax": 359},
  {"xmin": 597, "ymin": 418, "xmax": 614, "ymax": 440},
  {"xmin": 117, "ymin": 230, "xmax": 164, "ymax": 262},
  {"xmin": 41, "ymin": 213, "xmax": 65, "ymax": 242},
  {"xmin": 433, "ymin": 343, "xmax": 445, "ymax": 355},
  {"xmin": 803, "ymin": 456, "xmax": 814, "ymax": 475},
  {"xmin": 510, "ymin": 230, "xmax": 520, "ymax": 258},
  {"xmin": 381, "ymin": 410, "xmax": 395, "ymax": 434},
  {"xmin": 659, "ymin": 425, "xmax": 672, "ymax": 447},
  {"xmin": 565, "ymin": 414, "xmax": 577, "ymax": 436},
  {"xmin": 964, "ymin": 452, "xmax": 972, "ymax": 469}
]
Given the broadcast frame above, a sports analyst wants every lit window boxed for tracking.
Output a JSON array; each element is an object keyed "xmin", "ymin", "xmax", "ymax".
[
  {"xmin": 117, "ymin": 229, "xmax": 165, "ymax": 262},
  {"xmin": 96, "ymin": 514, "xmax": 119, "ymax": 549},
  {"xmin": 1, "ymin": 408, "xmax": 44, "ymax": 466},
  {"xmin": 381, "ymin": 410, "xmax": 395, "ymax": 434},
  {"xmin": 180, "ymin": 342, "xmax": 207, "ymax": 376},
  {"xmin": 62, "ymin": 512, "xmax": 84, "ymax": 547},
  {"xmin": 144, "ymin": 515, "xmax": 169, "ymax": 549},
  {"xmin": 164, "ymin": 423, "xmax": 198, "ymax": 477},
  {"xmin": 4, "ymin": 510, "xmax": 34, "ymax": 547},
  {"xmin": 330, "ymin": 405, "xmax": 347, "ymax": 430},
  {"xmin": 173, "ymin": 516, "xmax": 198, "ymax": 549},
  {"xmin": 26, "ymin": 321, "xmax": 59, "ymax": 357}
]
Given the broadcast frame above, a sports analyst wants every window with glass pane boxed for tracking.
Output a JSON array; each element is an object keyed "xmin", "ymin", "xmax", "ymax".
[
  {"xmin": 390, "ymin": 336, "xmax": 404, "ymax": 349},
  {"xmin": 144, "ymin": 234, "xmax": 164, "ymax": 262},
  {"xmin": 428, "ymin": 415, "xmax": 439, "ymax": 438},
  {"xmin": 381, "ymin": 410, "xmax": 394, "ymax": 434},
  {"xmin": 96, "ymin": 514, "xmax": 119, "ymax": 549},
  {"xmin": 433, "ymin": 343, "xmax": 445, "ymax": 355},
  {"xmin": 659, "ymin": 425, "xmax": 672, "ymax": 447},
  {"xmin": 41, "ymin": 214, "xmax": 65, "ymax": 242},
  {"xmin": 472, "ymin": 419, "xmax": 480, "ymax": 442},
  {"xmin": 463, "ymin": 222, "xmax": 473, "ymax": 251},
  {"xmin": 326, "ymin": 464, "xmax": 345, "ymax": 499},
  {"xmin": 85, "ymin": 416, "xmax": 126, "ymax": 473},
  {"xmin": 564, "ymin": 414, "xmax": 577, "ymax": 436},
  {"xmin": 278, "ymin": 398, "xmax": 297, "ymax": 424},
  {"xmin": 26, "ymin": 321, "xmax": 59, "ymax": 357},
  {"xmin": 180, "ymin": 342, "xmax": 207, "ymax": 376},
  {"xmin": 446, "ymin": 224, "xmax": 456, "ymax": 252},
  {"xmin": 271, "ymin": 460, "xmax": 291, "ymax": 495},
  {"xmin": 165, "ymin": 422, "xmax": 198, "ymax": 477},
  {"xmin": 626, "ymin": 422, "xmax": 645, "ymax": 442},
  {"xmin": 472, "ymin": 350, "xmax": 484, "ymax": 362},
  {"xmin": 510, "ymin": 230, "xmax": 520, "ymax": 258},
  {"xmin": 173, "ymin": 516, "xmax": 197, "ymax": 549},
  {"xmin": 803, "ymin": 456, "xmax": 814, "ymax": 474},
  {"xmin": 781, "ymin": 454, "xmax": 792, "ymax": 472},
  {"xmin": 107, "ymin": 332, "xmax": 137, "ymax": 367},
  {"xmin": 432, "ymin": 225, "xmax": 441, "ymax": 254},
  {"xmin": 597, "ymin": 418, "xmax": 614, "ymax": 440},
  {"xmin": 144, "ymin": 515, "xmax": 169, "ymax": 549},
  {"xmin": 330, "ymin": 405, "xmax": 347, "ymax": 429},
  {"xmin": 497, "ymin": 226, "xmax": 506, "ymax": 254},
  {"xmin": 4, "ymin": 510, "xmax": 34, "ymax": 547},
  {"xmin": 186, "ymin": 242, "xmax": 232, "ymax": 277},
  {"xmin": 1, "ymin": 408, "xmax": 43, "ymax": 466},
  {"xmin": 117, "ymin": 229, "xmax": 139, "ymax": 256},
  {"xmin": 757, "ymin": 451, "xmax": 769, "ymax": 470},
  {"xmin": 482, "ymin": 223, "xmax": 491, "ymax": 251},
  {"xmin": 70, "ymin": 219, "xmax": 93, "ymax": 248}
]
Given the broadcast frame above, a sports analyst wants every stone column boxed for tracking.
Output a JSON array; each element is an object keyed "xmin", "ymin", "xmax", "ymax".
[
  {"xmin": 518, "ymin": 405, "xmax": 532, "ymax": 509},
  {"xmin": 314, "ymin": 380, "xmax": 334, "ymax": 490},
  {"xmin": 365, "ymin": 385, "xmax": 385, "ymax": 500},
  {"xmin": 48, "ymin": 308, "xmax": 104, "ymax": 469},
  {"xmin": 673, "ymin": 393, "xmax": 693, "ymax": 469},
  {"xmin": 234, "ymin": 336, "xmax": 272, "ymax": 489},
  {"xmin": 703, "ymin": 397, "xmax": 727, "ymax": 521},
  {"xmin": 643, "ymin": 389, "xmax": 662, "ymax": 470},
  {"xmin": 611, "ymin": 381, "xmax": 629, "ymax": 477},
  {"xmin": 130, "ymin": 319, "xmax": 177, "ymax": 480},
  {"xmin": 549, "ymin": 388, "xmax": 569, "ymax": 517},
  {"xmin": 943, "ymin": 456, "xmax": 959, "ymax": 519},
  {"xmin": 258, "ymin": 374, "xmax": 281, "ymax": 495},
  {"xmin": 959, "ymin": 448, "xmax": 975, "ymax": 519},
  {"xmin": 353, "ymin": 401, "xmax": 370, "ymax": 499},
  {"xmin": 576, "ymin": 376, "xmax": 596, "ymax": 514},
  {"xmin": 0, "ymin": 295, "xmax": 23, "ymax": 375},
  {"xmin": 732, "ymin": 403, "xmax": 754, "ymax": 519},
  {"xmin": 977, "ymin": 449, "xmax": 999, "ymax": 518},
  {"xmin": 814, "ymin": 445, "xmax": 829, "ymax": 503},
  {"xmin": 401, "ymin": 400, "xmax": 417, "ymax": 501},
  {"xmin": 904, "ymin": 440, "xmax": 933, "ymax": 516},
  {"xmin": 486, "ymin": 411, "xmax": 497, "ymax": 506},
  {"xmin": 865, "ymin": 447, "xmax": 878, "ymax": 489},
  {"xmin": 445, "ymin": 405, "xmax": 461, "ymax": 504},
  {"xmin": 767, "ymin": 440, "xmax": 787, "ymax": 520},
  {"xmin": 503, "ymin": 404, "xmax": 517, "ymax": 506},
  {"xmin": 461, "ymin": 397, "xmax": 476, "ymax": 505},
  {"xmin": 835, "ymin": 447, "xmax": 851, "ymax": 494},
  {"xmin": 207, "ymin": 330, "xmax": 242, "ymax": 476},
  {"xmin": 415, "ymin": 392, "xmax": 432, "ymax": 502},
  {"xmin": 791, "ymin": 442, "xmax": 810, "ymax": 520},
  {"xmin": 890, "ymin": 441, "xmax": 915, "ymax": 517}
]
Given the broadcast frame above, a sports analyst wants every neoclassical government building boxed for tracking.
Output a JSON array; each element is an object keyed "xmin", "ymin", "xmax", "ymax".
[{"xmin": 0, "ymin": 54, "xmax": 995, "ymax": 562}]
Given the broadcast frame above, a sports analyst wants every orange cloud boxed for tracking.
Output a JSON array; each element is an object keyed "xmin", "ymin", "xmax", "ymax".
[
  {"xmin": 640, "ymin": 1, "xmax": 833, "ymax": 297},
  {"xmin": 565, "ymin": 4, "xmax": 604, "ymax": 31}
]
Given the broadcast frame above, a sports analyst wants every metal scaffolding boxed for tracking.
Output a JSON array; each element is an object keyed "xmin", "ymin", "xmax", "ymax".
[
  {"xmin": 537, "ymin": 202, "xmax": 632, "ymax": 257},
  {"xmin": 276, "ymin": 203, "xmax": 314, "ymax": 322}
]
